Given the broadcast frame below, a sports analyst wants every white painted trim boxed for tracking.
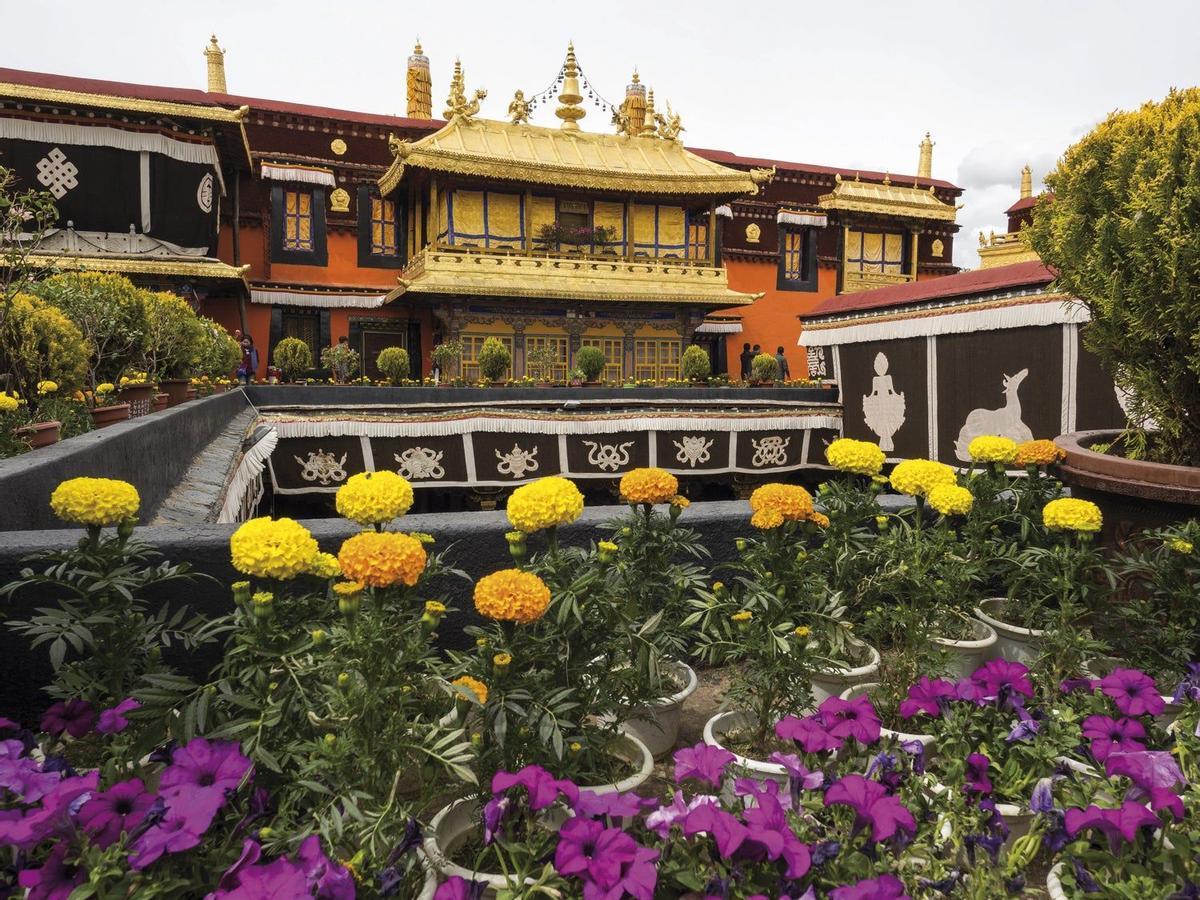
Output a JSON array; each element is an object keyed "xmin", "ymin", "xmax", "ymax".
[
  {"xmin": 1065, "ymin": 323, "xmax": 1079, "ymax": 433},
  {"xmin": 218, "ymin": 428, "xmax": 278, "ymax": 523},
  {"xmin": 250, "ymin": 289, "xmax": 386, "ymax": 309},
  {"xmin": 926, "ymin": 335, "xmax": 938, "ymax": 458},
  {"xmin": 139, "ymin": 151, "xmax": 151, "ymax": 233},
  {"xmin": 801, "ymin": 427, "xmax": 812, "ymax": 464},
  {"xmin": 359, "ymin": 435, "xmax": 376, "ymax": 472},
  {"xmin": 260, "ymin": 163, "xmax": 336, "ymax": 187},
  {"xmin": 714, "ymin": 205, "xmax": 733, "ymax": 219},
  {"xmin": 695, "ymin": 321, "xmax": 743, "ymax": 334},
  {"xmin": 777, "ymin": 210, "xmax": 827, "ymax": 228},
  {"xmin": 803, "ymin": 298, "xmax": 1091, "ymax": 347}
]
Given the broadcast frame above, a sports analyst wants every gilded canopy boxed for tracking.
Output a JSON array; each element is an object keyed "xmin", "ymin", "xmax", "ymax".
[{"xmin": 818, "ymin": 174, "xmax": 957, "ymax": 223}]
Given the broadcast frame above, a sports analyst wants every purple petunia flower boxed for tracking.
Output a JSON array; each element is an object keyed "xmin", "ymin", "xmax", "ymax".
[
  {"xmin": 1072, "ymin": 859, "xmax": 1102, "ymax": 894},
  {"xmin": 215, "ymin": 857, "xmax": 310, "ymax": 899},
  {"xmin": 1060, "ymin": 676, "xmax": 1100, "ymax": 695},
  {"xmin": 572, "ymin": 790, "xmax": 658, "ymax": 820},
  {"xmin": 1029, "ymin": 777, "xmax": 1057, "ymax": 814},
  {"xmin": 1064, "ymin": 801, "xmax": 1160, "ymax": 852},
  {"xmin": 899, "ymin": 676, "xmax": 957, "ymax": 719},
  {"xmin": 682, "ymin": 800, "xmax": 749, "ymax": 857},
  {"xmin": 768, "ymin": 752, "xmax": 825, "ymax": 790},
  {"xmin": 40, "ymin": 700, "xmax": 96, "ymax": 740},
  {"xmin": 0, "ymin": 770, "xmax": 98, "ymax": 851},
  {"xmin": 643, "ymin": 790, "xmax": 709, "ymax": 839},
  {"xmin": 899, "ymin": 740, "xmax": 926, "ymax": 775},
  {"xmin": 673, "ymin": 743, "xmax": 735, "ymax": 788},
  {"xmin": 971, "ymin": 660, "xmax": 1034, "ymax": 702},
  {"xmin": 295, "ymin": 834, "xmax": 355, "ymax": 900},
  {"xmin": 1105, "ymin": 750, "xmax": 1187, "ymax": 819},
  {"xmin": 482, "ymin": 794, "xmax": 509, "ymax": 845},
  {"xmin": 492, "ymin": 765, "xmax": 579, "ymax": 810},
  {"xmin": 211, "ymin": 838, "xmax": 262, "ymax": 895},
  {"xmin": 554, "ymin": 817, "xmax": 638, "ymax": 891},
  {"xmin": 1170, "ymin": 663, "xmax": 1200, "ymax": 705},
  {"xmin": 96, "ymin": 698, "xmax": 142, "ymax": 736},
  {"xmin": 739, "ymin": 792, "xmax": 812, "ymax": 878},
  {"xmin": 776, "ymin": 714, "xmax": 842, "ymax": 754},
  {"xmin": 128, "ymin": 805, "xmax": 210, "ymax": 870},
  {"xmin": 17, "ymin": 841, "xmax": 84, "ymax": 899},
  {"xmin": 1099, "ymin": 668, "xmax": 1165, "ymax": 718},
  {"xmin": 1005, "ymin": 717, "xmax": 1041, "ymax": 743},
  {"xmin": 433, "ymin": 875, "xmax": 486, "ymax": 900},
  {"xmin": 824, "ymin": 774, "xmax": 916, "ymax": 843},
  {"xmin": 829, "ymin": 873, "xmax": 911, "ymax": 899},
  {"xmin": 1081, "ymin": 715, "xmax": 1147, "ymax": 763},
  {"xmin": 159, "ymin": 738, "xmax": 253, "ymax": 801},
  {"xmin": 820, "ymin": 695, "xmax": 882, "ymax": 746},
  {"xmin": 0, "ymin": 741, "xmax": 61, "ymax": 804},
  {"xmin": 964, "ymin": 754, "xmax": 992, "ymax": 796},
  {"xmin": 77, "ymin": 777, "xmax": 155, "ymax": 848}
]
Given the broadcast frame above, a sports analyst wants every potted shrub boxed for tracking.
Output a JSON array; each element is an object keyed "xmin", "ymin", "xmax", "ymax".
[
  {"xmin": 477, "ymin": 337, "xmax": 511, "ymax": 385},
  {"xmin": 0, "ymin": 292, "xmax": 88, "ymax": 411},
  {"xmin": 751, "ymin": 351, "xmax": 779, "ymax": 385},
  {"xmin": 193, "ymin": 317, "xmax": 241, "ymax": 387},
  {"xmin": 525, "ymin": 345, "xmax": 559, "ymax": 385},
  {"xmin": 320, "ymin": 342, "xmax": 360, "ymax": 384},
  {"xmin": 140, "ymin": 291, "xmax": 205, "ymax": 406},
  {"xmin": 376, "ymin": 346, "xmax": 411, "ymax": 385},
  {"xmin": 430, "ymin": 340, "xmax": 461, "ymax": 384},
  {"xmin": 573, "ymin": 345, "xmax": 606, "ymax": 385},
  {"xmin": 273, "ymin": 337, "xmax": 314, "ymax": 384},
  {"xmin": 680, "ymin": 344, "xmax": 711, "ymax": 384},
  {"xmin": 1027, "ymin": 88, "xmax": 1200, "ymax": 531},
  {"xmin": 116, "ymin": 370, "xmax": 157, "ymax": 418}
]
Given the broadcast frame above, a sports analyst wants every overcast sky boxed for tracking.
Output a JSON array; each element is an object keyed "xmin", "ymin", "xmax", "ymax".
[{"xmin": 5, "ymin": 0, "xmax": 1198, "ymax": 266}]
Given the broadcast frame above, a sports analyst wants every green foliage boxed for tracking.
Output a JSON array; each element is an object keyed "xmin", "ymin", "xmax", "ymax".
[
  {"xmin": 376, "ymin": 345, "xmax": 410, "ymax": 383},
  {"xmin": 320, "ymin": 343, "xmax": 360, "ymax": 383},
  {"xmin": 525, "ymin": 345, "xmax": 559, "ymax": 383},
  {"xmin": 0, "ymin": 291, "xmax": 89, "ymax": 401},
  {"xmin": 273, "ymin": 336, "xmax": 313, "ymax": 382},
  {"xmin": 751, "ymin": 351, "xmax": 779, "ymax": 383},
  {"xmin": 193, "ymin": 317, "xmax": 240, "ymax": 379},
  {"xmin": 30, "ymin": 271, "xmax": 149, "ymax": 390},
  {"xmin": 1027, "ymin": 87, "xmax": 1200, "ymax": 465},
  {"xmin": 477, "ymin": 336, "xmax": 511, "ymax": 382},
  {"xmin": 573, "ymin": 345, "xmax": 606, "ymax": 382},
  {"xmin": 680, "ymin": 344, "xmax": 711, "ymax": 382},
  {"xmin": 431, "ymin": 340, "xmax": 461, "ymax": 379},
  {"xmin": 140, "ymin": 291, "xmax": 206, "ymax": 380},
  {"xmin": 0, "ymin": 165, "xmax": 60, "ymax": 385},
  {"xmin": 35, "ymin": 395, "xmax": 92, "ymax": 439}
]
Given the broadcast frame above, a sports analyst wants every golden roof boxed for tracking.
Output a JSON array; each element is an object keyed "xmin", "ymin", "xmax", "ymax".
[
  {"xmin": 28, "ymin": 253, "xmax": 250, "ymax": 282},
  {"xmin": 379, "ymin": 116, "xmax": 771, "ymax": 197},
  {"xmin": 818, "ymin": 174, "xmax": 957, "ymax": 223},
  {"xmin": 387, "ymin": 247, "xmax": 760, "ymax": 306}
]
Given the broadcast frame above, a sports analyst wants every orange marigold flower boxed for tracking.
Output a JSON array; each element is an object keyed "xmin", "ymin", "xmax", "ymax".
[
  {"xmin": 473, "ymin": 569, "xmax": 551, "ymax": 624},
  {"xmin": 337, "ymin": 531, "xmax": 427, "ymax": 588},
  {"xmin": 748, "ymin": 483, "xmax": 814, "ymax": 522},
  {"xmin": 619, "ymin": 468, "xmax": 679, "ymax": 505},
  {"xmin": 1014, "ymin": 439, "xmax": 1066, "ymax": 467}
]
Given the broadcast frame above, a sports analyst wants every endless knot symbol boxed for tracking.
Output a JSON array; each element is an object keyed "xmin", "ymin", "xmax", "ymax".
[
  {"xmin": 35, "ymin": 148, "xmax": 79, "ymax": 199},
  {"xmin": 295, "ymin": 449, "xmax": 348, "ymax": 485},
  {"xmin": 395, "ymin": 446, "xmax": 444, "ymax": 480},
  {"xmin": 672, "ymin": 435, "xmax": 713, "ymax": 468},
  {"xmin": 495, "ymin": 443, "xmax": 539, "ymax": 479},
  {"xmin": 582, "ymin": 440, "xmax": 633, "ymax": 472},
  {"xmin": 750, "ymin": 435, "xmax": 790, "ymax": 468}
]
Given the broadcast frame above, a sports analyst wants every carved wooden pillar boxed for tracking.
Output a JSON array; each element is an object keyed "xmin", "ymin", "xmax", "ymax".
[
  {"xmin": 512, "ymin": 322, "xmax": 527, "ymax": 378},
  {"xmin": 909, "ymin": 229, "xmax": 921, "ymax": 279},
  {"xmin": 623, "ymin": 325, "xmax": 637, "ymax": 381}
]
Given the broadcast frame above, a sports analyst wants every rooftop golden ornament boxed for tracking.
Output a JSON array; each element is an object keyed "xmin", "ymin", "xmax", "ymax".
[
  {"xmin": 50, "ymin": 477, "xmax": 140, "ymax": 528},
  {"xmin": 819, "ymin": 173, "xmax": 956, "ymax": 223}
]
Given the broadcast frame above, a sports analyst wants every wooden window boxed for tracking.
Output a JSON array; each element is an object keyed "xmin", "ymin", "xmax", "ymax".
[
  {"xmin": 525, "ymin": 334, "xmax": 569, "ymax": 382},
  {"xmin": 371, "ymin": 198, "xmax": 399, "ymax": 255},
  {"xmin": 845, "ymin": 229, "xmax": 905, "ymax": 275},
  {"xmin": 460, "ymin": 334, "xmax": 513, "ymax": 383},
  {"xmin": 357, "ymin": 186, "xmax": 405, "ymax": 268},
  {"xmin": 281, "ymin": 312, "xmax": 318, "ymax": 369},
  {"xmin": 777, "ymin": 227, "xmax": 818, "ymax": 291},
  {"xmin": 687, "ymin": 218, "xmax": 709, "ymax": 261},
  {"xmin": 580, "ymin": 337, "xmax": 624, "ymax": 382},
  {"xmin": 283, "ymin": 189, "xmax": 313, "ymax": 252},
  {"xmin": 271, "ymin": 185, "xmax": 326, "ymax": 265},
  {"xmin": 634, "ymin": 338, "xmax": 681, "ymax": 382}
]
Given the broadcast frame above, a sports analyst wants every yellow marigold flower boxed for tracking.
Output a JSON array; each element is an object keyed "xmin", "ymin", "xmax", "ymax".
[
  {"xmin": 50, "ymin": 477, "xmax": 141, "ymax": 527},
  {"xmin": 794, "ymin": 625, "xmax": 811, "ymax": 638},
  {"xmin": 808, "ymin": 511, "xmax": 831, "ymax": 528},
  {"xmin": 619, "ymin": 468, "xmax": 679, "ymax": 505},
  {"xmin": 749, "ymin": 483, "xmax": 814, "ymax": 521},
  {"xmin": 229, "ymin": 516, "xmax": 319, "ymax": 580},
  {"xmin": 506, "ymin": 476, "xmax": 585, "ymax": 533},
  {"xmin": 825, "ymin": 438, "xmax": 885, "ymax": 476},
  {"xmin": 889, "ymin": 459, "xmax": 957, "ymax": 497},
  {"xmin": 968, "ymin": 435, "xmax": 1019, "ymax": 464},
  {"xmin": 36, "ymin": 380, "xmax": 58, "ymax": 395},
  {"xmin": 0, "ymin": 394, "xmax": 18, "ymax": 413},
  {"xmin": 1042, "ymin": 497, "xmax": 1103, "ymax": 533},
  {"xmin": 670, "ymin": 495, "xmax": 691, "ymax": 509},
  {"xmin": 452, "ymin": 675, "xmax": 488, "ymax": 705},
  {"xmin": 474, "ymin": 569, "xmax": 551, "ymax": 624},
  {"xmin": 598, "ymin": 540, "xmax": 618, "ymax": 553},
  {"xmin": 927, "ymin": 484, "xmax": 974, "ymax": 516},
  {"xmin": 408, "ymin": 531, "xmax": 435, "ymax": 545},
  {"xmin": 1169, "ymin": 538, "xmax": 1194, "ymax": 554},
  {"xmin": 307, "ymin": 552, "xmax": 341, "ymax": 579},
  {"xmin": 731, "ymin": 610, "xmax": 753, "ymax": 622},
  {"xmin": 332, "ymin": 580, "xmax": 364, "ymax": 597},
  {"xmin": 425, "ymin": 600, "xmax": 446, "ymax": 616},
  {"xmin": 751, "ymin": 507, "xmax": 785, "ymax": 530},
  {"xmin": 338, "ymin": 531, "xmax": 427, "ymax": 588},
  {"xmin": 335, "ymin": 471, "xmax": 414, "ymax": 526},
  {"xmin": 493, "ymin": 652, "xmax": 512, "ymax": 672},
  {"xmin": 1014, "ymin": 439, "xmax": 1066, "ymax": 467}
]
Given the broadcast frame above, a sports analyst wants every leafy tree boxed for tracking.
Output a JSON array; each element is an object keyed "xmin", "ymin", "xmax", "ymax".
[
  {"xmin": 273, "ymin": 336, "xmax": 313, "ymax": 382},
  {"xmin": 194, "ymin": 317, "xmax": 241, "ymax": 379},
  {"xmin": 1027, "ymin": 87, "xmax": 1200, "ymax": 465},
  {"xmin": 0, "ymin": 292, "xmax": 89, "ymax": 401},
  {"xmin": 376, "ymin": 345, "xmax": 410, "ymax": 383},
  {"xmin": 477, "ymin": 336, "xmax": 511, "ymax": 383},
  {"xmin": 680, "ymin": 344, "xmax": 711, "ymax": 382},
  {"xmin": 140, "ymin": 290, "xmax": 206, "ymax": 380},
  {"xmin": 574, "ymin": 345, "xmax": 607, "ymax": 382}
]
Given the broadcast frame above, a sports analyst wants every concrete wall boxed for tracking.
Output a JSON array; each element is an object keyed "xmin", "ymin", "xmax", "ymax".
[{"xmin": 0, "ymin": 391, "xmax": 250, "ymax": 532}]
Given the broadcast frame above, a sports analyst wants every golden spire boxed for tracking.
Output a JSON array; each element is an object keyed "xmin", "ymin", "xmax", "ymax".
[
  {"xmin": 621, "ymin": 68, "xmax": 646, "ymax": 135},
  {"xmin": 917, "ymin": 132, "xmax": 933, "ymax": 179},
  {"xmin": 1019, "ymin": 164, "xmax": 1033, "ymax": 199},
  {"xmin": 642, "ymin": 87, "xmax": 658, "ymax": 137},
  {"xmin": 407, "ymin": 39, "xmax": 432, "ymax": 119},
  {"xmin": 555, "ymin": 42, "xmax": 586, "ymax": 132},
  {"xmin": 443, "ymin": 59, "xmax": 485, "ymax": 120},
  {"xmin": 203, "ymin": 34, "xmax": 227, "ymax": 94}
]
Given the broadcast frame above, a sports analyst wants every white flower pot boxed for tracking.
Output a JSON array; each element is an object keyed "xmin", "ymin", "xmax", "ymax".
[
  {"xmin": 702, "ymin": 709, "xmax": 789, "ymax": 785},
  {"xmin": 811, "ymin": 642, "xmax": 881, "ymax": 703},
  {"xmin": 421, "ymin": 731, "xmax": 652, "ymax": 895},
  {"xmin": 934, "ymin": 619, "xmax": 998, "ymax": 680},
  {"xmin": 974, "ymin": 597, "xmax": 1043, "ymax": 664},
  {"xmin": 839, "ymin": 683, "xmax": 936, "ymax": 750},
  {"xmin": 618, "ymin": 660, "xmax": 698, "ymax": 758},
  {"xmin": 1046, "ymin": 862, "xmax": 1066, "ymax": 900}
]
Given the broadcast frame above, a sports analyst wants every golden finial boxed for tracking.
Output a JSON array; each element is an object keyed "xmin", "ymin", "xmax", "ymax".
[
  {"xmin": 617, "ymin": 66, "xmax": 647, "ymax": 136},
  {"xmin": 407, "ymin": 39, "xmax": 432, "ymax": 119},
  {"xmin": 1020, "ymin": 164, "xmax": 1033, "ymax": 199},
  {"xmin": 917, "ymin": 132, "xmax": 934, "ymax": 179},
  {"xmin": 443, "ymin": 58, "xmax": 486, "ymax": 121},
  {"xmin": 555, "ymin": 42, "xmax": 586, "ymax": 132},
  {"xmin": 882, "ymin": 172, "xmax": 891, "ymax": 186},
  {"xmin": 508, "ymin": 89, "xmax": 531, "ymax": 125},
  {"xmin": 642, "ymin": 88, "xmax": 658, "ymax": 137},
  {"xmin": 203, "ymin": 34, "xmax": 227, "ymax": 94}
]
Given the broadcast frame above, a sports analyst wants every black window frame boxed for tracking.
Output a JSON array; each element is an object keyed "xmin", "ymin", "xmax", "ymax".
[
  {"xmin": 357, "ymin": 186, "xmax": 407, "ymax": 269},
  {"xmin": 777, "ymin": 225, "xmax": 818, "ymax": 292},
  {"xmin": 270, "ymin": 184, "xmax": 328, "ymax": 266}
]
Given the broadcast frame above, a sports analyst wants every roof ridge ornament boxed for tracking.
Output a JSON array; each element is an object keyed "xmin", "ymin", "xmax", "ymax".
[
  {"xmin": 443, "ymin": 58, "xmax": 486, "ymax": 121},
  {"xmin": 555, "ymin": 43, "xmax": 586, "ymax": 131}
]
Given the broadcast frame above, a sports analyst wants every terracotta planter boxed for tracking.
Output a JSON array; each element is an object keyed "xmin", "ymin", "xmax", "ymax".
[
  {"xmin": 159, "ymin": 378, "xmax": 190, "ymax": 407},
  {"xmin": 119, "ymin": 384, "xmax": 157, "ymax": 418},
  {"xmin": 212, "ymin": 383, "xmax": 229, "ymax": 394},
  {"xmin": 88, "ymin": 403, "xmax": 130, "ymax": 429},
  {"xmin": 1054, "ymin": 429, "xmax": 1200, "ymax": 544},
  {"xmin": 186, "ymin": 387, "xmax": 198, "ymax": 401},
  {"xmin": 15, "ymin": 420, "xmax": 60, "ymax": 449},
  {"xmin": 152, "ymin": 393, "xmax": 169, "ymax": 413}
]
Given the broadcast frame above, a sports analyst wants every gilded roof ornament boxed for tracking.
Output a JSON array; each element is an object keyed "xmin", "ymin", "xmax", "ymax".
[
  {"xmin": 443, "ymin": 58, "xmax": 486, "ymax": 121},
  {"xmin": 642, "ymin": 89, "xmax": 658, "ymax": 137},
  {"xmin": 616, "ymin": 68, "xmax": 647, "ymax": 136},
  {"xmin": 555, "ymin": 43, "xmax": 586, "ymax": 132},
  {"xmin": 1020, "ymin": 164, "xmax": 1033, "ymax": 199},
  {"xmin": 917, "ymin": 131, "xmax": 934, "ymax": 179},
  {"xmin": 655, "ymin": 102, "xmax": 684, "ymax": 142},
  {"xmin": 507, "ymin": 90, "xmax": 531, "ymax": 125},
  {"xmin": 203, "ymin": 34, "xmax": 227, "ymax": 94}
]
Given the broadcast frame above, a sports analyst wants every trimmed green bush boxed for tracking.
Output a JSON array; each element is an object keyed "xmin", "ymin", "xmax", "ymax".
[
  {"xmin": 141, "ymin": 291, "xmax": 206, "ymax": 380},
  {"xmin": 477, "ymin": 337, "xmax": 511, "ymax": 383},
  {"xmin": 194, "ymin": 318, "xmax": 241, "ymax": 379},
  {"xmin": 574, "ymin": 346, "xmax": 606, "ymax": 382},
  {"xmin": 0, "ymin": 292, "xmax": 89, "ymax": 401},
  {"xmin": 751, "ymin": 352, "xmax": 779, "ymax": 383},
  {"xmin": 273, "ymin": 337, "xmax": 314, "ymax": 382},
  {"xmin": 680, "ymin": 345, "xmax": 711, "ymax": 382},
  {"xmin": 376, "ymin": 346, "xmax": 411, "ymax": 383},
  {"xmin": 431, "ymin": 341, "xmax": 461, "ymax": 379}
]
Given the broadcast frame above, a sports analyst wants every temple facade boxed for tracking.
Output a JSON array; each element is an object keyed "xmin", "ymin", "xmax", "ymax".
[{"xmin": 0, "ymin": 39, "xmax": 964, "ymax": 381}]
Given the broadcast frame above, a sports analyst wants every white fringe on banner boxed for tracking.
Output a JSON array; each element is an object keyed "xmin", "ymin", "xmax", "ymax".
[
  {"xmin": 802, "ymin": 297, "xmax": 1090, "ymax": 347},
  {"xmin": 250, "ymin": 290, "xmax": 386, "ymax": 309},
  {"xmin": 218, "ymin": 428, "xmax": 278, "ymax": 524},
  {"xmin": 714, "ymin": 205, "xmax": 733, "ymax": 219},
  {"xmin": 260, "ymin": 164, "xmax": 336, "ymax": 187},
  {"xmin": 268, "ymin": 414, "xmax": 843, "ymax": 440},
  {"xmin": 0, "ymin": 119, "xmax": 224, "ymax": 193},
  {"xmin": 777, "ymin": 210, "xmax": 827, "ymax": 228},
  {"xmin": 695, "ymin": 321, "xmax": 743, "ymax": 334}
]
